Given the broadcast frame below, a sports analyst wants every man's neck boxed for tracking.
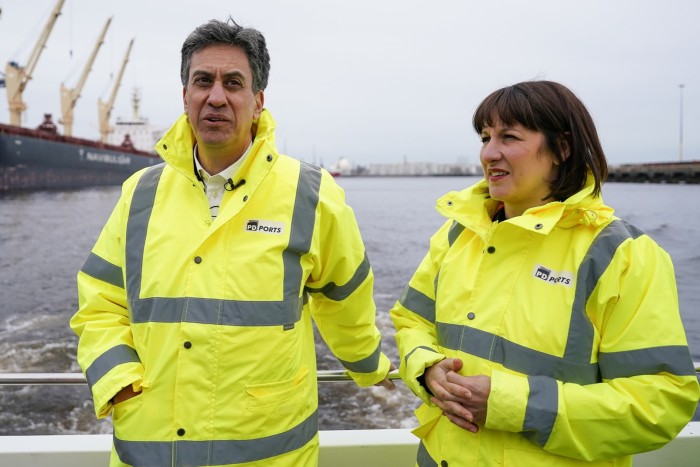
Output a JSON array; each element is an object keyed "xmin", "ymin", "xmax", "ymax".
[
  {"xmin": 197, "ymin": 144, "xmax": 249, "ymax": 175},
  {"xmin": 195, "ymin": 141, "xmax": 252, "ymax": 176}
]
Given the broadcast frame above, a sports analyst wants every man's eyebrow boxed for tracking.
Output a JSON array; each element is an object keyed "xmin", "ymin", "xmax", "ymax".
[
  {"xmin": 190, "ymin": 69, "xmax": 247, "ymax": 81},
  {"xmin": 222, "ymin": 71, "xmax": 247, "ymax": 81}
]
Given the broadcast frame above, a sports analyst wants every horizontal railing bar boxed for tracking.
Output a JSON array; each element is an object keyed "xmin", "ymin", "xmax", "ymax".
[
  {"xmin": 0, "ymin": 370, "xmax": 402, "ymax": 386},
  {"xmin": 3, "ymin": 363, "xmax": 699, "ymax": 386}
]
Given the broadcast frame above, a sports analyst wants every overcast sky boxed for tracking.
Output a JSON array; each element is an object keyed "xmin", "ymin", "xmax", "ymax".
[{"xmin": 1, "ymin": 0, "xmax": 698, "ymax": 167}]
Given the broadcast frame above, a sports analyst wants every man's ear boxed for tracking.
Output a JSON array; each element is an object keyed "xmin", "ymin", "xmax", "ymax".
[{"xmin": 254, "ymin": 90, "xmax": 265, "ymax": 119}]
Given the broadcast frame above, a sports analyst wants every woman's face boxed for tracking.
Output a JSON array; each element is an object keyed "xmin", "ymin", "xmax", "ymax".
[{"xmin": 479, "ymin": 118, "xmax": 559, "ymax": 218}]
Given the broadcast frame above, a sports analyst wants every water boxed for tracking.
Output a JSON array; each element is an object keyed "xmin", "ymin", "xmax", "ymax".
[{"xmin": 1, "ymin": 177, "xmax": 699, "ymax": 435}]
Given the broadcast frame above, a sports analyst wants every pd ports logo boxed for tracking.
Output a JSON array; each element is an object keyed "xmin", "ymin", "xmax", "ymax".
[
  {"xmin": 532, "ymin": 264, "xmax": 574, "ymax": 287},
  {"xmin": 245, "ymin": 220, "xmax": 284, "ymax": 234}
]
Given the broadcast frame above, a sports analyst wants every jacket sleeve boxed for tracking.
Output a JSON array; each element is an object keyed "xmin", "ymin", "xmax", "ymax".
[
  {"xmin": 486, "ymin": 233, "xmax": 700, "ymax": 461},
  {"xmin": 70, "ymin": 177, "xmax": 145, "ymax": 418},
  {"xmin": 390, "ymin": 221, "xmax": 454, "ymax": 402},
  {"xmin": 304, "ymin": 172, "xmax": 391, "ymax": 387}
]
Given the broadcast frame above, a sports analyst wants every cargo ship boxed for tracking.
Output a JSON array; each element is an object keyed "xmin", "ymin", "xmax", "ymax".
[
  {"xmin": 0, "ymin": 118, "xmax": 160, "ymax": 192},
  {"xmin": 0, "ymin": 0, "xmax": 162, "ymax": 193}
]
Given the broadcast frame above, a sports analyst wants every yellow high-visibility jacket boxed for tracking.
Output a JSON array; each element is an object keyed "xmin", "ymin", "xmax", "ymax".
[
  {"xmin": 71, "ymin": 109, "xmax": 391, "ymax": 467},
  {"xmin": 391, "ymin": 177, "xmax": 699, "ymax": 466}
]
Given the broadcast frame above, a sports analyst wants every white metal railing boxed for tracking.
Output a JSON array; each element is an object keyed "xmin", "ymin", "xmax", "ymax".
[
  {"xmin": 2, "ymin": 364, "xmax": 699, "ymax": 386},
  {"xmin": 0, "ymin": 370, "xmax": 402, "ymax": 385}
]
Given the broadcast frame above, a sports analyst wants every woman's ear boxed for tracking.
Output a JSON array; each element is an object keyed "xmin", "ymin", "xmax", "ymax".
[{"xmin": 558, "ymin": 133, "xmax": 571, "ymax": 161}]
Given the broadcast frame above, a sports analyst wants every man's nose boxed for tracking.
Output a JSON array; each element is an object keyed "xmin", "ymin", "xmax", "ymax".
[{"xmin": 207, "ymin": 81, "xmax": 226, "ymax": 106}]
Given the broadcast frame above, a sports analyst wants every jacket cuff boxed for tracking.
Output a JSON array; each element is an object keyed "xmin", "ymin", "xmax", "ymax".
[
  {"xmin": 92, "ymin": 365, "xmax": 144, "ymax": 418},
  {"xmin": 401, "ymin": 347, "xmax": 445, "ymax": 404},
  {"xmin": 485, "ymin": 369, "xmax": 528, "ymax": 432},
  {"xmin": 348, "ymin": 352, "xmax": 392, "ymax": 387}
]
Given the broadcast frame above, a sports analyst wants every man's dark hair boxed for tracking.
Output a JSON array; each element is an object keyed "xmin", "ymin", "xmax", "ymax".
[{"xmin": 180, "ymin": 17, "xmax": 270, "ymax": 93}]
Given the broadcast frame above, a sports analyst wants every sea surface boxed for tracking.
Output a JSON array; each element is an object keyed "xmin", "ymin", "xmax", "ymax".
[{"xmin": 1, "ymin": 176, "xmax": 699, "ymax": 435}]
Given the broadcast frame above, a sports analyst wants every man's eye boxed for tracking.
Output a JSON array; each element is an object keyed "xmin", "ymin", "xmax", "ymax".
[
  {"xmin": 193, "ymin": 76, "xmax": 211, "ymax": 85},
  {"xmin": 226, "ymin": 79, "xmax": 243, "ymax": 87},
  {"xmin": 480, "ymin": 136, "xmax": 490, "ymax": 144}
]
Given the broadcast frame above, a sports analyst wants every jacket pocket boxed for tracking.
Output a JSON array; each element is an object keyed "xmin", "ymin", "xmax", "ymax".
[
  {"xmin": 112, "ymin": 390, "xmax": 144, "ymax": 424},
  {"xmin": 504, "ymin": 447, "xmax": 616, "ymax": 466},
  {"xmin": 244, "ymin": 367, "xmax": 309, "ymax": 410}
]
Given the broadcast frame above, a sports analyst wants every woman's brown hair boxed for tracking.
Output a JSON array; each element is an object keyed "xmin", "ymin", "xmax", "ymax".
[{"xmin": 473, "ymin": 81, "xmax": 608, "ymax": 200}]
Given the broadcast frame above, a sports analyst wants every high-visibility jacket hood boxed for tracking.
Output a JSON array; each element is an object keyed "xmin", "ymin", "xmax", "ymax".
[{"xmin": 435, "ymin": 175, "xmax": 615, "ymax": 238}]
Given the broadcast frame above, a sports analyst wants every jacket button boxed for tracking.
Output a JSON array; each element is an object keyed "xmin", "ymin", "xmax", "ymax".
[
  {"xmin": 177, "ymin": 428, "xmax": 185, "ymax": 436},
  {"xmin": 486, "ymin": 246, "xmax": 496, "ymax": 254},
  {"xmin": 194, "ymin": 256, "xmax": 202, "ymax": 264},
  {"xmin": 535, "ymin": 223, "xmax": 543, "ymax": 230},
  {"xmin": 243, "ymin": 195, "xmax": 249, "ymax": 202},
  {"xmin": 441, "ymin": 461, "xmax": 448, "ymax": 467},
  {"xmin": 467, "ymin": 312, "xmax": 475, "ymax": 320},
  {"xmin": 266, "ymin": 154, "xmax": 273, "ymax": 162},
  {"xmin": 184, "ymin": 341, "xmax": 192, "ymax": 349}
]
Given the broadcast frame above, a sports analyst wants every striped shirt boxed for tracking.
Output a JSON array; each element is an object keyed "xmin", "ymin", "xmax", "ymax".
[{"xmin": 193, "ymin": 143, "xmax": 251, "ymax": 219}]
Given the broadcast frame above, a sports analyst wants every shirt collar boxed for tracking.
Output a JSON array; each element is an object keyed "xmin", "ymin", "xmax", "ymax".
[{"xmin": 193, "ymin": 142, "xmax": 252, "ymax": 183}]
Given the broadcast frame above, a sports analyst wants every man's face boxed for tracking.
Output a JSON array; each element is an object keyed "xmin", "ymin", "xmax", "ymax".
[{"xmin": 183, "ymin": 44, "xmax": 264, "ymax": 158}]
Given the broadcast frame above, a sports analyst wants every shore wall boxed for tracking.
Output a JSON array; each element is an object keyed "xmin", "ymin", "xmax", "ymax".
[{"xmin": 608, "ymin": 160, "xmax": 700, "ymax": 184}]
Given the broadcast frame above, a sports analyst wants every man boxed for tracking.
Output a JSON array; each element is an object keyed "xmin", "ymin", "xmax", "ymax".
[{"xmin": 71, "ymin": 18, "xmax": 394, "ymax": 467}]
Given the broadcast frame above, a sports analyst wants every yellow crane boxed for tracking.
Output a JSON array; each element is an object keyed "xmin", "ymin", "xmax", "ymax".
[
  {"xmin": 98, "ymin": 38, "xmax": 134, "ymax": 143},
  {"xmin": 59, "ymin": 17, "xmax": 112, "ymax": 137},
  {"xmin": 4, "ymin": 0, "xmax": 65, "ymax": 126}
]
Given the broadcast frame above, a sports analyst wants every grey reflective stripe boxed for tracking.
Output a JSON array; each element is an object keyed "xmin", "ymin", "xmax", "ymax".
[
  {"xmin": 416, "ymin": 440, "xmax": 438, "ymax": 467},
  {"xmin": 306, "ymin": 251, "xmax": 371, "ymax": 301},
  {"xmin": 114, "ymin": 410, "xmax": 318, "ymax": 466},
  {"xmin": 599, "ymin": 345, "xmax": 697, "ymax": 379},
  {"xmin": 131, "ymin": 296, "xmax": 303, "ymax": 326},
  {"xmin": 436, "ymin": 322, "xmax": 599, "ymax": 384},
  {"xmin": 404, "ymin": 345, "xmax": 439, "ymax": 367},
  {"xmin": 564, "ymin": 219, "xmax": 643, "ymax": 362},
  {"xmin": 420, "ymin": 221, "xmax": 461, "ymax": 325},
  {"xmin": 125, "ymin": 164, "xmax": 164, "ymax": 302},
  {"xmin": 338, "ymin": 342, "xmax": 382, "ymax": 374},
  {"xmin": 400, "ymin": 286, "xmax": 435, "ymax": 323},
  {"xmin": 81, "ymin": 253, "xmax": 124, "ymax": 289},
  {"xmin": 523, "ymin": 375, "xmax": 558, "ymax": 447},
  {"xmin": 85, "ymin": 344, "xmax": 140, "ymax": 390},
  {"xmin": 447, "ymin": 221, "xmax": 464, "ymax": 246},
  {"xmin": 283, "ymin": 162, "xmax": 321, "ymax": 299}
]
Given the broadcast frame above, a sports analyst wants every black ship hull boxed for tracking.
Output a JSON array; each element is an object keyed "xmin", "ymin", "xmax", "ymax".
[{"xmin": 0, "ymin": 123, "xmax": 160, "ymax": 192}]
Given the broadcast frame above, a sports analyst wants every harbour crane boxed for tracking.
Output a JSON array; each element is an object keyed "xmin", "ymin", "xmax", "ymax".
[
  {"xmin": 59, "ymin": 17, "xmax": 112, "ymax": 137},
  {"xmin": 98, "ymin": 38, "xmax": 134, "ymax": 143},
  {"xmin": 4, "ymin": 0, "xmax": 65, "ymax": 126}
]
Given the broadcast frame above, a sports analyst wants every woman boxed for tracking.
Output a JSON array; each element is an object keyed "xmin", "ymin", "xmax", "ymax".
[{"xmin": 391, "ymin": 81, "xmax": 699, "ymax": 466}]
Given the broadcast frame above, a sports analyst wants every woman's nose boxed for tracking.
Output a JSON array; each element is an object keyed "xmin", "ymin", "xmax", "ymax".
[{"xmin": 480, "ymin": 140, "xmax": 501, "ymax": 163}]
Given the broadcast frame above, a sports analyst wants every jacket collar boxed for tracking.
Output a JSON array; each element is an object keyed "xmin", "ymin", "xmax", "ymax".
[
  {"xmin": 155, "ymin": 109, "xmax": 279, "ymax": 184},
  {"xmin": 436, "ymin": 174, "xmax": 614, "ymax": 236}
]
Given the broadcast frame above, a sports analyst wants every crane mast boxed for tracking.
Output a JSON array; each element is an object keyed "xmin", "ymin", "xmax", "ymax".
[
  {"xmin": 59, "ymin": 17, "xmax": 112, "ymax": 137},
  {"xmin": 98, "ymin": 38, "xmax": 134, "ymax": 143},
  {"xmin": 4, "ymin": 0, "xmax": 65, "ymax": 126}
]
